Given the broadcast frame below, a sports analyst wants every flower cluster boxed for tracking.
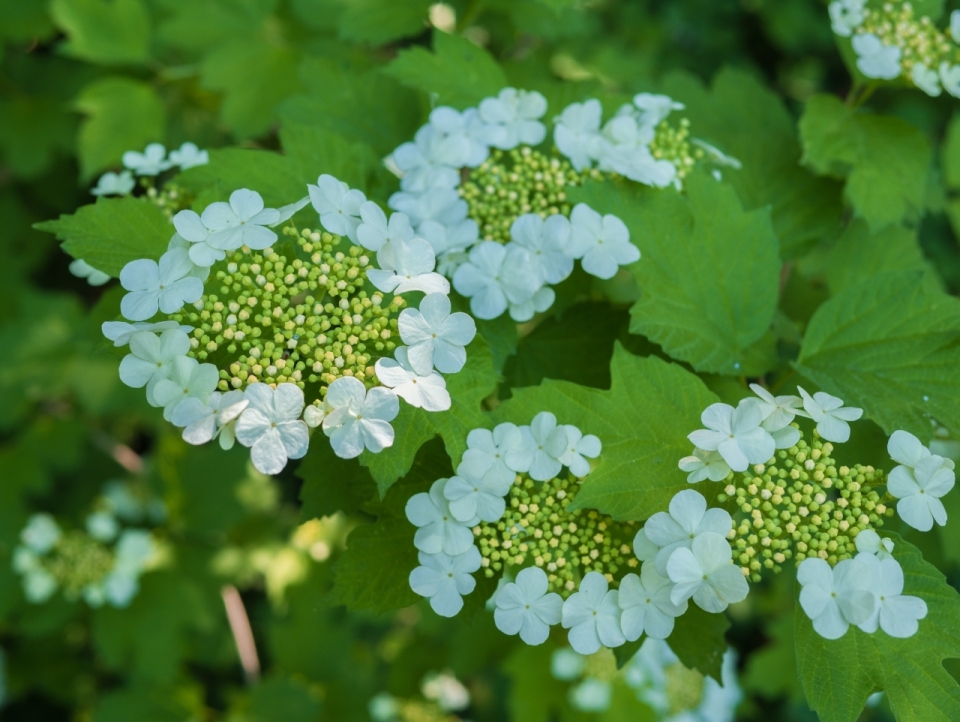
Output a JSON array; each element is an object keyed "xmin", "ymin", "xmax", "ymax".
[
  {"xmin": 551, "ymin": 641, "xmax": 741, "ymax": 721},
  {"xmin": 91, "ymin": 141, "xmax": 208, "ymax": 197},
  {"xmin": 369, "ymin": 671, "xmax": 470, "ymax": 722},
  {"xmin": 12, "ymin": 482, "xmax": 163, "ymax": 608},
  {"xmin": 830, "ymin": 0, "xmax": 960, "ymax": 97},
  {"xmin": 105, "ymin": 174, "xmax": 477, "ymax": 474}
]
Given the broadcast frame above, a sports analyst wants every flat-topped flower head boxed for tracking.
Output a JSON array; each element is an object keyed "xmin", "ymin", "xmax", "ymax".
[
  {"xmin": 666, "ymin": 531, "xmax": 748, "ymax": 613},
  {"xmin": 797, "ymin": 556, "xmax": 877, "ymax": 639},
  {"xmin": 494, "ymin": 567, "xmax": 563, "ymax": 645},
  {"xmin": 409, "ymin": 547, "xmax": 482, "ymax": 617},
  {"xmin": 561, "ymin": 572, "xmax": 625, "ymax": 654}
]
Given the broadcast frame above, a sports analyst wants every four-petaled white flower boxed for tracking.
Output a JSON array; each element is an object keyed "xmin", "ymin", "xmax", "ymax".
[
  {"xmin": 889, "ymin": 429, "xmax": 955, "ymax": 472},
  {"xmin": 953, "ymin": 10, "xmax": 960, "ymax": 44},
  {"xmin": 678, "ymin": 448, "xmax": 732, "ymax": 483},
  {"xmin": 429, "ymin": 106, "xmax": 502, "ymax": 168},
  {"xmin": 941, "ymin": 62, "xmax": 960, "ymax": 98},
  {"xmin": 173, "ymin": 209, "xmax": 225, "ymax": 267},
  {"xmin": 666, "ymin": 531, "xmax": 749, "ymax": 613},
  {"xmin": 420, "ymin": 218, "xmax": 478, "ymax": 257},
  {"xmin": 374, "ymin": 347, "xmax": 451, "ymax": 412},
  {"xmin": 321, "ymin": 376, "xmax": 400, "ymax": 459},
  {"xmin": 561, "ymin": 572, "xmax": 625, "ymax": 654},
  {"xmin": 797, "ymin": 556, "xmax": 877, "ymax": 640},
  {"xmin": 102, "ymin": 320, "xmax": 187, "ymax": 347},
  {"xmin": 168, "ymin": 142, "xmax": 209, "ymax": 169},
  {"xmin": 644, "ymin": 489, "xmax": 733, "ymax": 576},
  {"xmin": 443, "ymin": 463, "xmax": 512, "ymax": 523},
  {"xmin": 887, "ymin": 454, "xmax": 955, "ymax": 532},
  {"xmin": 202, "ymin": 189, "xmax": 280, "ymax": 251},
  {"xmin": 406, "ymin": 478, "xmax": 477, "ymax": 555},
  {"xmin": 388, "ymin": 188, "xmax": 468, "ymax": 230},
  {"xmin": 150, "ymin": 356, "xmax": 219, "ymax": 421},
  {"xmin": 21, "ymin": 513, "xmax": 62, "ymax": 554},
  {"xmin": 172, "ymin": 390, "xmax": 249, "ymax": 449},
  {"xmin": 855, "ymin": 553, "xmax": 927, "ymax": 638},
  {"xmin": 461, "ymin": 423, "xmax": 523, "ymax": 486},
  {"xmin": 398, "ymin": 293, "xmax": 477, "ymax": 375},
  {"xmin": 368, "ymin": 238, "xmax": 450, "ymax": 295},
  {"xmin": 554, "ymin": 100, "xmax": 603, "ymax": 170},
  {"xmin": 633, "ymin": 527, "xmax": 659, "ymax": 563},
  {"xmin": 828, "ymin": 0, "xmax": 866, "ymax": 37},
  {"xmin": 120, "ymin": 249, "xmax": 203, "ymax": 321},
  {"xmin": 558, "ymin": 425, "xmax": 602, "ymax": 477},
  {"xmin": 687, "ymin": 400, "xmax": 775, "ymax": 473},
  {"xmin": 91, "ymin": 170, "xmax": 135, "ymax": 196},
  {"xmin": 797, "ymin": 387, "xmax": 863, "ymax": 443},
  {"xmin": 854, "ymin": 529, "xmax": 895, "ymax": 561},
  {"xmin": 234, "ymin": 383, "xmax": 309, "ymax": 475},
  {"xmin": 409, "ymin": 547, "xmax": 482, "ymax": 617},
  {"xmin": 749, "ymin": 384, "xmax": 804, "ymax": 432},
  {"xmin": 510, "ymin": 214, "xmax": 574, "ymax": 284},
  {"xmin": 912, "ymin": 63, "xmax": 942, "ymax": 97},
  {"xmin": 479, "ymin": 88, "xmax": 548, "ymax": 150},
  {"xmin": 852, "ymin": 33, "xmax": 901, "ymax": 80},
  {"xmin": 118, "ymin": 329, "xmax": 190, "ymax": 400},
  {"xmin": 618, "ymin": 563, "xmax": 687, "ymax": 641},
  {"xmin": 308, "ymin": 174, "xmax": 366, "ymax": 242},
  {"xmin": 452, "ymin": 241, "xmax": 543, "ymax": 321},
  {"xmin": 506, "ymin": 412, "xmax": 570, "ymax": 482},
  {"xmin": 69, "ymin": 259, "xmax": 110, "ymax": 286},
  {"xmin": 494, "ymin": 567, "xmax": 563, "ymax": 645},
  {"xmin": 569, "ymin": 203, "xmax": 640, "ymax": 280},
  {"xmin": 632, "ymin": 93, "xmax": 685, "ymax": 127},
  {"xmin": 356, "ymin": 202, "xmax": 415, "ymax": 252},
  {"xmin": 122, "ymin": 143, "xmax": 171, "ymax": 175},
  {"xmin": 392, "ymin": 125, "xmax": 464, "ymax": 192}
]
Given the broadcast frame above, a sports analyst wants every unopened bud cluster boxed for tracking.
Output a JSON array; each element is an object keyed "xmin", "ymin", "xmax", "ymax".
[
  {"xmin": 166, "ymin": 227, "xmax": 403, "ymax": 399},
  {"xmin": 459, "ymin": 147, "xmax": 593, "ymax": 242},
  {"xmin": 861, "ymin": 1, "xmax": 959, "ymax": 76},
  {"xmin": 717, "ymin": 428, "xmax": 893, "ymax": 582},
  {"xmin": 650, "ymin": 118, "xmax": 697, "ymax": 183},
  {"xmin": 44, "ymin": 531, "xmax": 115, "ymax": 597},
  {"xmin": 474, "ymin": 473, "xmax": 637, "ymax": 596},
  {"xmin": 144, "ymin": 180, "xmax": 191, "ymax": 220}
]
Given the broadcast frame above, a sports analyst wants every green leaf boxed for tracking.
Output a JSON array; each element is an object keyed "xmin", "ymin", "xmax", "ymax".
[
  {"xmin": 176, "ymin": 148, "xmax": 304, "ymax": 208},
  {"xmin": 796, "ymin": 271, "xmax": 960, "ymax": 438},
  {"xmin": 494, "ymin": 344, "xmax": 718, "ymax": 520},
  {"xmin": 0, "ymin": 97, "xmax": 75, "ymax": 178},
  {"xmin": 339, "ymin": 0, "xmax": 431, "ymax": 45},
  {"xmin": 297, "ymin": 439, "xmax": 377, "ymax": 520},
  {"xmin": 73, "ymin": 77, "xmax": 166, "ymax": 181},
  {"xmin": 572, "ymin": 175, "xmax": 780, "ymax": 375},
  {"xmin": 795, "ymin": 535, "xmax": 960, "ymax": 722},
  {"xmin": 826, "ymin": 219, "xmax": 941, "ymax": 295},
  {"xmin": 384, "ymin": 30, "xmax": 508, "ymax": 109},
  {"xmin": 662, "ymin": 68, "xmax": 843, "ymax": 259},
  {"xmin": 503, "ymin": 642, "xmax": 572, "ymax": 722},
  {"xmin": 155, "ymin": 0, "xmax": 275, "ymax": 51},
  {"xmin": 799, "ymin": 94, "xmax": 931, "ymax": 231},
  {"xmin": 941, "ymin": 112, "xmax": 960, "ymax": 190},
  {"xmin": 242, "ymin": 675, "xmax": 323, "ymax": 722},
  {"xmin": 93, "ymin": 683, "xmax": 204, "ymax": 722},
  {"xmin": 35, "ymin": 196, "xmax": 171, "ymax": 276},
  {"xmin": 667, "ymin": 605, "xmax": 730, "ymax": 682},
  {"xmin": 50, "ymin": 0, "xmax": 150, "ymax": 65},
  {"xmin": 744, "ymin": 612, "xmax": 804, "ymax": 701}
]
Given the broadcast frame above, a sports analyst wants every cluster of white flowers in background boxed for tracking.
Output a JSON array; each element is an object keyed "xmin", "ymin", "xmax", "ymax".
[{"xmin": 369, "ymin": 670, "xmax": 471, "ymax": 721}]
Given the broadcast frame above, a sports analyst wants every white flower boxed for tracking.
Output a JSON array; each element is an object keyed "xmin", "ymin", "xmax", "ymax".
[
  {"xmin": 911, "ymin": 63, "xmax": 942, "ymax": 97},
  {"xmin": 494, "ymin": 567, "xmax": 563, "ymax": 645},
  {"xmin": 568, "ymin": 204, "xmax": 640, "ymax": 280},
  {"xmin": 854, "ymin": 529, "xmax": 895, "ymax": 560},
  {"xmin": 91, "ymin": 170, "xmax": 135, "ymax": 196},
  {"xmin": 829, "ymin": 0, "xmax": 866, "ymax": 36},
  {"xmin": 644, "ymin": 489, "xmax": 733, "ymax": 576},
  {"xmin": 632, "ymin": 93, "xmax": 685, "ymax": 127},
  {"xmin": 855, "ymin": 553, "xmax": 927, "ymax": 638},
  {"xmin": 797, "ymin": 556, "xmax": 877, "ymax": 639},
  {"xmin": 118, "ymin": 329, "xmax": 190, "ymax": 399},
  {"xmin": 506, "ymin": 412, "xmax": 569, "ymax": 481},
  {"xmin": 392, "ymin": 125, "xmax": 463, "ymax": 193},
  {"xmin": 554, "ymin": 99, "xmax": 603, "ymax": 170},
  {"xmin": 168, "ymin": 142, "xmax": 208, "ymax": 169},
  {"xmin": 102, "ymin": 320, "xmax": 187, "ymax": 347},
  {"xmin": 428, "ymin": 106, "xmax": 502, "ymax": 167},
  {"xmin": 479, "ymin": 88, "xmax": 548, "ymax": 150},
  {"xmin": 569, "ymin": 679, "xmax": 612, "ymax": 713},
  {"xmin": 551, "ymin": 648, "xmax": 586, "ymax": 680},
  {"xmin": 406, "ymin": 478, "xmax": 476, "ymax": 555},
  {"xmin": 374, "ymin": 347, "xmax": 450, "ymax": 412},
  {"xmin": 618, "ymin": 563, "xmax": 687, "ymax": 641},
  {"xmin": 202, "ymin": 189, "xmax": 281, "ymax": 251},
  {"xmin": 452, "ymin": 241, "xmax": 543, "ymax": 320},
  {"xmin": 86, "ymin": 511, "xmax": 119, "ymax": 542},
  {"xmin": 887, "ymin": 455, "xmax": 955, "ymax": 531},
  {"xmin": 398, "ymin": 293, "xmax": 476, "ymax": 375},
  {"xmin": 166, "ymin": 234, "xmax": 212, "ymax": 283},
  {"xmin": 633, "ymin": 527, "xmax": 659, "ymax": 563},
  {"xmin": 22, "ymin": 565, "xmax": 58, "ymax": 603},
  {"xmin": 235, "ymin": 383, "xmax": 309, "ymax": 475},
  {"xmin": 557, "ymin": 425, "xmax": 602, "ymax": 477},
  {"xmin": 173, "ymin": 209, "xmax": 224, "ymax": 267},
  {"xmin": 940, "ymin": 62, "xmax": 960, "ymax": 98},
  {"xmin": 419, "ymin": 218, "xmax": 478, "ymax": 256},
  {"xmin": 852, "ymin": 33, "xmax": 901, "ymax": 80},
  {"xmin": 797, "ymin": 387, "xmax": 863, "ymax": 443},
  {"xmin": 510, "ymin": 214, "xmax": 574, "ymax": 284},
  {"xmin": 171, "ymin": 390, "xmax": 249, "ymax": 450},
  {"xmin": 561, "ymin": 571, "xmax": 625, "ymax": 654},
  {"xmin": 308, "ymin": 174, "xmax": 367, "ymax": 242},
  {"xmin": 122, "ymin": 142, "xmax": 171, "ymax": 175},
  {"xmin": 119, "ymin": 249, "xmax": 203, "ymax": 321},
  {"xmin": 666, "ymin": 531, "xmax": 748, "ymax": 613},
  {"xmin": 150, "ymin": 356, "xmax": 219, "ymax": 421},
  {"xmin": 678, "ymin": 448, "xmax": 731, "ymax": 483},
  {"xmin": 748, "ymin": 384, "xmax": 804, "ymax": 432},
  {"xmin": 421, "ymin": 672, "xmax": 471, "ymax": 712},
  {"xmin": 113, "ymin": 529, "xmax": 155, "ymax": 575},
  {"xmin": 388, "ymin": 188, "xmax": 468, "ymax": 230},
  {"xmin": 687, "ymin": 401, "xmax": 775, "ymax": 473},
  {"xmin": 356, "ymin": 202, "xmax": 415, "ymax": 252},
  {"xmin": 21, "ymin": 514, "xmax": 61, "ymax": 554},
  {"xmin": 595, "ymin": 112, "xmax": 677, "ymax": 187},
  {"xmin": 889, "ymin": 429, "xmax": 955, "ymax": 471},
  {"xmin": 69, "ymin": 259, "xmax": 111, "ymax": 286},
  {"xmin": 367, "ymin": 238, "xmax": 450, "ymax": 295},
  {"xmin": 409, "ymin": 547, "xmax": 481, "ymax": 617},
  {"xmin": 321, "ymin": 376, "xmax": 399, "ymax": 458},
  {"xmin": 443, "ymin": 463, "xmax": 512, "ymax": 522},
  {"xmin": 461, "ymin": 423, "xmax": 523, "ymax": 486}
]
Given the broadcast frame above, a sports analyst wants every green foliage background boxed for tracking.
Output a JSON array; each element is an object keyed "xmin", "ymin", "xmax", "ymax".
[{"xmin": 3, "ymin": 0, "xmax": 960, "ymax": 720}]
